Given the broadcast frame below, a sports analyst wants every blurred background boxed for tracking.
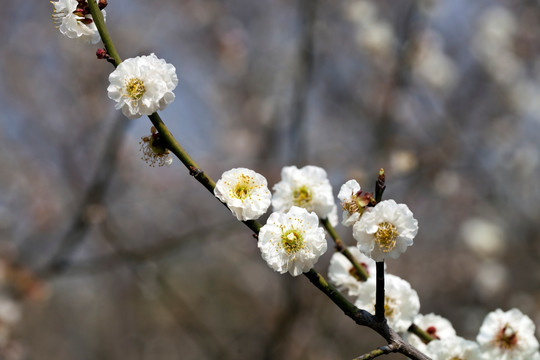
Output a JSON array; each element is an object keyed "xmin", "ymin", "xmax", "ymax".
[{"xmin": 1, "ymin": 0, "xmax": 540, "ymax": 359}]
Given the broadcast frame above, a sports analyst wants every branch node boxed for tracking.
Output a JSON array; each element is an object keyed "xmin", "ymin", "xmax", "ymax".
[{"xmin": 189, "ymin": 166, "xmax": 203, "ymax": 177}]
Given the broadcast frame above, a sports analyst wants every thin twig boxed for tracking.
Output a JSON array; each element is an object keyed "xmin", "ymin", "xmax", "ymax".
[
  {"xmin": 408, "ymin": 323, "xmax": 436, "ymax": 344},
  {"xmin": 88, "ymin": 0, "xmax": 121, "ymax": 67},
  {"xmin": 100, "ymin": 219, "xmax": 232, "ymax": 359},
  {"xmin": 42, "ymin": 220, "xmax": 236, "ymax": 278},
  {"xmin": 303, "ymin": 270, "xmax": 431, "ymax": 360},
  {"xmin": 353, "ymin": 344, "xmax": 395, "ymax": 360},
  {"xmin": 321, "ymin": 218, "xmax": 369, "ymax": 281}
]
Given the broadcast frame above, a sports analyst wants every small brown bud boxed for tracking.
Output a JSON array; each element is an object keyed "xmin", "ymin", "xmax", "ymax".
[{"xmin": 96, "ymin": 48, "xmax": 109, "ymax": 59}]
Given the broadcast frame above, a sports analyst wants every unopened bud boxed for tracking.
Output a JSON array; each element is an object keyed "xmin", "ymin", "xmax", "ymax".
[
  {"xmin": 375, "ymin": 168, "xmax": 386, "ymax": 203},
  {"xmin": 96, "ymin": 48, "xmax": 115, "ymax": 65},
  {"xmin": 96, "ymin": 48, "xmax": 108, "ymax": 59}
]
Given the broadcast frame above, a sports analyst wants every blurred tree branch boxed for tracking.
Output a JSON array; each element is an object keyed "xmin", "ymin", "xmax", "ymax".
[
  {"xmin": 374, "ymin": 1, "xmax": 419, "ymax": 157},
  {"xmin": 37, "ymin": 113, "xmax": 130, "ymax": 277},
  {"xmin": 288, "ymin": 0, "xmax": 318, "ymax": 164},
  {"xmin": 99, "ymin": 217, "xmax": 233, "ymax": 359},
  {"xmin": 43, "ymin": 220, "xmax": 235, "ymax": 278}
]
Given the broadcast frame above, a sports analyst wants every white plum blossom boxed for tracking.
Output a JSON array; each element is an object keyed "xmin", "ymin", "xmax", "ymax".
[
  {"xmin": 425, "ymin": 336, "xmax": 483, "ymax": 360},
  {"xmin": 476, "ymin": 308, "xmax": 539, "ymax": 359},
  {"xmin": 328, "ymin": 246, "xmax": 377, "ymax": 296},
  {"xmin": 52, "ymin": 0, "xmax": 105, "ymax": 44},
  {"xmin": 338, "ymin": 179, "xmax": 373, "ymax": 226},
  {"xmin": 258, "ymin": 206, "xmax": 327, "ymax": 276},
  {"xmin": 107, "ymin": 54, "xmax": 178, "ymax": 119},
  {"xmin": 214, "ymin": 168, "xmax": 272, "ymax": 221},
  {"xmin": 354, "ymin": 274, "xmax": 420, "ymax": 332},
  {"xmin": 353, "ymin": 199, "xmax": 418, "ymax": 261},
  {"xmin": 272, "ymin": 165, "xmax": 338, "ymax": 225},
  {"xmin": 404, "ymin": 313, "xmax": 456, "ymax": 353}
]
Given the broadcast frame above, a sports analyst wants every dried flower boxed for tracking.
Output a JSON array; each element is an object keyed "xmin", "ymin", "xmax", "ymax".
[{"xmin": 139, "ymin": 127, "xmax": 173, "ymax": 167}]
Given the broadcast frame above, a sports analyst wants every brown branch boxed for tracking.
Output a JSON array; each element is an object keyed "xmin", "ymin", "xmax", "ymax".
[
  {"xmin": 42, "ymin": 220, "xmax": 236, "ymax": 278},
  {"xmin": 321, "ymin": 218, "xmax": 369, "ymax": 281},
  {"xmin": 303, "ymin": 270, "xmax": 431, "ymax": 360},
  {"xmin": 37, "ymin": 113, "xmax": 130, "ymax": 277},
  {"xmin": 99, "ymin": 219, "xmax": 232, "ymax": 359},
  {"xmin": 288, "ymin": 0, "xmax": 318, "ymax": 163}
]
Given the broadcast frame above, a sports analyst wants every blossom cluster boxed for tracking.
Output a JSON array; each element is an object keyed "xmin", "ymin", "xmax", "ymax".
[
  {"xmin": 328, "ymin": 248, "xmax": 540, "ymax": 359},
  {"xmin": 214, "ymin": 165, "xmax": 336, "ymax": 276},
  {"xmin": 422, "ymin": 307, "xmax": 540, "ymax": 359},
  {"xmin": 51, "ymin": 7, "xmax": 179, "ymax": 121},
  {"xmin": 213, "ymin": 166, "xmax": 420, "ymax": 277},
  {"xmin": 338, "ymin": 179, "xmax": 418, "ymax": 261}
]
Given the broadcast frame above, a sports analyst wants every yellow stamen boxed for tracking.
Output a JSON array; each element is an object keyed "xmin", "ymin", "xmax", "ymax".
[
  {"xmin": 375, "ymin": 222, "xmax": 398, "ymax": 253},
  {"xmin": 232, "ymin": 174, "xmax": 255, "ymax": 200},
  {"xmin": 125, "ymin": 78, "xmax": 146, "ymax": 101},
  {"xmin": 293, "ymin": 186, "xmax": 311, "ymax": 206},
  {"xmin": 281, "ymin": 229, "xmax": 304, "ymax": 254}
]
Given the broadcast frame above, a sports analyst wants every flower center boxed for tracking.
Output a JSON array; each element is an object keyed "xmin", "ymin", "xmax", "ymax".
[
  {"xmin": 125, "ymin": 78, "xmax": 146, "ymax": 100},
  {"xmin": 342, "ymin": 191, "xmax": 373, "ymax": 216},
  {"xmin": 495, "ymin": 324, "xmax": 518, "ymax": 350},
  {"xmin": 375, "ymin": 222, "xmax": 399, "ymax": 253},
  {"xmin": 281, "ymin": 229, "xmax": 304, "ymax": 254},
  {"xmin": 234, "ymin": 184, "xmax": 249, "ymax": 199},
  {"xmin": 449, "ymin": 357, "xmax": 464, "ymax": 360},
  {"xmin": 342, "ymin": 199, "xmax": 359, "ymax": 216},
  {"xmin": 232, "ymin": 174, "xmax": 255, "ymax": 200},
  {"xmin": 293, "ymin": 186, "xmax": 312, "ymax": 207}
]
